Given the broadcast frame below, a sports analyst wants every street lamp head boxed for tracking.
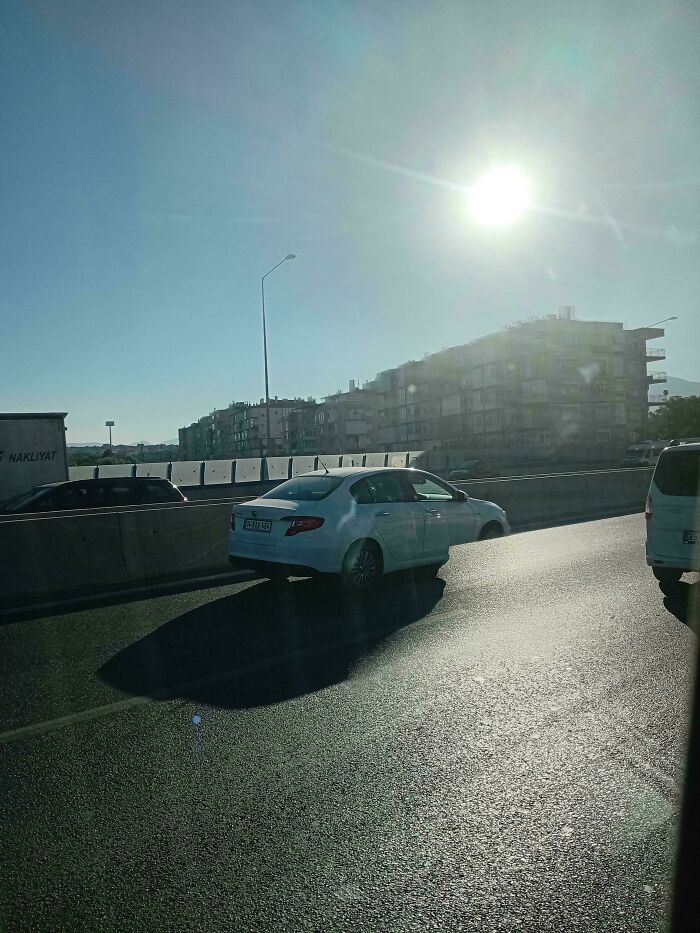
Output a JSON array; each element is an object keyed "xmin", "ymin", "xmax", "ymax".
[
  {"xmin": 646, "ymin": 315, "xmax": 679, "ymax": 327},
  {"xmin": 285, "ymin": 253, "xmax": 296, "ymax": 261}
]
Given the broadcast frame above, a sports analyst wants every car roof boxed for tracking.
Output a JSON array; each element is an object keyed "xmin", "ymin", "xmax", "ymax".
[
  {"xmin": 661, "ymin": 442, "xmax": 700, "ymax": 453},
  {"xmin": 39, "ymin": 477, "xmax": 169, "ymax": 489},
  {"xmin": 303, "ymin": 466, "xmax": 413, "ymax": 478}
]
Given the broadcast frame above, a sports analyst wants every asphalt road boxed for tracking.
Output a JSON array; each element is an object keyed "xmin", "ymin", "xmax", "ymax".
[{"xmin": 1, "ymin": 515, "xmax": 698, "ymax": 933}]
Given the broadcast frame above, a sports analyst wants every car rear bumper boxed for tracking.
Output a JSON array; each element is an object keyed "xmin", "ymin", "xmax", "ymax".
[
  {"xmin": 646, "ymin": 546, "xmax": 699, "ymax": 573},
  {"xmin": 228, "ymin": 534, "xmax": 342, "ymax": 574}
]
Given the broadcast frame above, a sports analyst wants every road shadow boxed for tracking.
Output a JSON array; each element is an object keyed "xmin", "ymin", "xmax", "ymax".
[
  {"xmin": 98, "ymin": 573, "xmax": 446, "ymax": 709},
  {"xmin": 659, "ymin": 579, "xmax": 700, "ymax": 631}
]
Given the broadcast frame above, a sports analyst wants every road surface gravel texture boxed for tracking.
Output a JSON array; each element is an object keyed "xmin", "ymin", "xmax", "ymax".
[{"xmin": 0, "ymin": 514, "xmax": 698, "ymax": 933}]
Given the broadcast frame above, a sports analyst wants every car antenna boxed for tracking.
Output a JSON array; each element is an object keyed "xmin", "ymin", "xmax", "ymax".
[{"xmin": 317, "ymin": 455, "xmax": 330, "ymax": 474}]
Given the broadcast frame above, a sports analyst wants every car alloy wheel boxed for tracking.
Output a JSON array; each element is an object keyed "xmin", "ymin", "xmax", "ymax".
[{"xmin": 346, "ymin": 546, "xmax": 379, "ymax": 590}]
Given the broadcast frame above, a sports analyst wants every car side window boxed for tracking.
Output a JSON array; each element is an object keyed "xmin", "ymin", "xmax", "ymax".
[
  {"xmin": 105, "ymin": 482, "xmax": 140, "ymax": 507},
  {"xmin": 366, "ymin": 473, "xmax": 410, "ymax": 504},
  {"xmin": 85, "ymin": 483, "xmax": 110, "ymax": 508},
  {"xmin": 408, "ymin": 473, "xmax": 456, "ymax": 501},
  {"xmin": 350, "ymin": 478, "xmax": 374, "ymax": 504},
  {"xmin": 141, "ymin": 482, "xmax": 176, "ymax": 503},
  {"xmin": 35, "ymin": 484, "xmax": 92, "ymax": 511}
]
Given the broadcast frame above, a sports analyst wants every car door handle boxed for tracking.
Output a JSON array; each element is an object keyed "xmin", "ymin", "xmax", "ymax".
[
  {"xmin": 374, "ymin": 511, "xmax": 390, "ymax": 517},
  {"xmin": 425, "ymin": 508, "xmax": 440, "ymax": 515}
]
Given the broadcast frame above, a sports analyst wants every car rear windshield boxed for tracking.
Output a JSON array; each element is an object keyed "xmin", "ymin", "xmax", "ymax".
[
  {"xmin": 653, "ymin": 450, "xmax": 700, "ymax": 497},
  {"xmin": 261, "ymin": 476, "xmax": 344, "ymax": 501}
]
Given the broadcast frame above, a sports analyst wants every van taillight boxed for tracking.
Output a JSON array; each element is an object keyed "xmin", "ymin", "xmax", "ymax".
[{"xmin": 645, "ymin": 495, "xmax": 653, "ymax": 521}]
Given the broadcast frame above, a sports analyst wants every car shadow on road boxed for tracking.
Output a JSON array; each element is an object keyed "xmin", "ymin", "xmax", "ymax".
[
  {"xmin": 98, "ymin": 574, "xmax": 446, "ymax": 709},
  {"xmin": 659, "ymin": 579, "xmax": 700, "ymax": 631}
]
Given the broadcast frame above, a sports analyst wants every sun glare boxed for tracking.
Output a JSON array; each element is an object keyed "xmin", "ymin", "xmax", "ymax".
[{"xmin": 467, "ymin": 167, "xmax": 532, "ymax": 226}]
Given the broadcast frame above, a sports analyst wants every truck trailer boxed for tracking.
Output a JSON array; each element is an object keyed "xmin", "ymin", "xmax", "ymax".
[{"xmin": 0, "ymin": 413, "xmax": 69, "ymax": 500}]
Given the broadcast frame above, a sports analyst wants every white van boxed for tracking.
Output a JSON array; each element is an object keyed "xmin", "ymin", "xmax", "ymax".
[{"xmin": 645, "ymin": 441, "xmax": 700, "ymax": 586}]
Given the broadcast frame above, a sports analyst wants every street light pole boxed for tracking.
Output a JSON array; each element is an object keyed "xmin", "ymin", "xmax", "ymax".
[
  {"xmin": 261, "ymin": 254, "xmax": 295, "ymax": 456},
  {"xmin": 646, "ymin": 316, "xmax": 678, "ymax": 328}
]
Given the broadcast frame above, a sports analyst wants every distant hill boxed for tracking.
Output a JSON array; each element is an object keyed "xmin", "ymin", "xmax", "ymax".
[
  {"xmin": 68, "ymin": 438, "xmax": 179, "ymax": 447},
  {"xmin": 659, "ymin": 375, "xmax": 700, "ymax": 397}
]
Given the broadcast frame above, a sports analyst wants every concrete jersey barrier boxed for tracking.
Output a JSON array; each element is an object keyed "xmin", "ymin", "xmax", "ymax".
[
  {"xmin": 0, "ymin": 501, "xmax": 230, "ymax": 608},
  {"xmin": 455, "ymin": 467, "xmax": 651, "ymax": 528}
]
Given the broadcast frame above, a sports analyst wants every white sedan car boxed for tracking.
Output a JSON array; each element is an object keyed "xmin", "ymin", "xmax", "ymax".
[{"xmin": 228, "ymin": 467, "xmax": 509, "ymax": 590}]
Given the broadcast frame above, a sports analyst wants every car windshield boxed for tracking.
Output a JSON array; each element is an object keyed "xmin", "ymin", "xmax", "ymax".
[
  {"xmin": 654, "ymin": 450, "xmax": 700, "ymax": 497},
  {"xmin": 261, "ymin": 475, "xmax": 344, "ymax": 501}
]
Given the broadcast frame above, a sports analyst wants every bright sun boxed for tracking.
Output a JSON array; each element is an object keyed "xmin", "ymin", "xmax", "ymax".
[{"xmin": 467, "ymin": 166, "xmax": 531, "ymax": 226}]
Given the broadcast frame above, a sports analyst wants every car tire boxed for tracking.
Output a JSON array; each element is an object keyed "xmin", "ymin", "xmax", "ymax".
[
  {"xmin": 479, "ymin": 522, "xmax": 504, "ymax": 540},
  {"xmin": 342, "ymin": 540, "xmax": 383, "ymax": 591},
  {"xmin": 652, "ymin": 567, "xmax": 683, "ymax": 587}
]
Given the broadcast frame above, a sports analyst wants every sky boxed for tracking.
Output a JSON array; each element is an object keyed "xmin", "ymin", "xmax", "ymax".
[{"xmin": 2, "ymin": 0, "xmax": 699, "ymax": 443}]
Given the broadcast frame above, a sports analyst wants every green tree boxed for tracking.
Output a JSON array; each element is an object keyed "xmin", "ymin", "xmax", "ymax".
[{"xmin": 647, "ymin": 395, "xmax": 700, "ymax": 440}]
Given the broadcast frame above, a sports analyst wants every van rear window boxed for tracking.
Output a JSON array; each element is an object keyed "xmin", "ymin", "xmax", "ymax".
[{"xmin": 653, "ymin": 450, "xmax": 700, "ymax": 497}]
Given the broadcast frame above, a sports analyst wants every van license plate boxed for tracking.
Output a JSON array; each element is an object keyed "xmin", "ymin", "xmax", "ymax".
[
  {"xmin": 244, "ymin": 519, "xmax": 271, "ymax": 533},
  {"xmin": 683, "ymin": 530, "xmax": 697, "ymax": 544}
]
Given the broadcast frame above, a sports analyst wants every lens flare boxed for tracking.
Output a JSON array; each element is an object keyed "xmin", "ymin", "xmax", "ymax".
[{"xmin": 468, "ymin": 167, "xmax": 531, "ymax": 226}]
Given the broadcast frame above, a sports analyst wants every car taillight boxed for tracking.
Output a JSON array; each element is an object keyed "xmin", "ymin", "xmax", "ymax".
[
  {"xmin": 230, "ymin": 513, "xmax": 236, "ymax": 531},
  {"xmin": 284, "ymin": 516, "xmax": 324, "ymax": 536},
  {"xmin": 645, "ymin": 495, "xmax": 653, "ymax": 521}
]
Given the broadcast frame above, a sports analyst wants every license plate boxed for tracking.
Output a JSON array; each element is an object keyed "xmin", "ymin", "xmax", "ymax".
[
  {"xmin": 243, "ymin": 518, "xmax": 271, "ymax": 533},
  {"xmin": 683, "ymin": 530, "xmax": 698, "ymax": 544}
]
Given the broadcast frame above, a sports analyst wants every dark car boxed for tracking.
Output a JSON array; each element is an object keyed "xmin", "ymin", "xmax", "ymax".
[
  {"xmin": 448, "ymin": 461, "xmax": 500, "ymax": 481},
  {"xmin": 0, "ymin": 477, "xmax": 187, "ymax": 514}
]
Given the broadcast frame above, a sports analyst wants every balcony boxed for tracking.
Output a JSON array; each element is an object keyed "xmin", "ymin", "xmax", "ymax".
[
  {"xmin": 647, "ymin": 371, "xmax": 667, "ymax": 384},
  {"xmin": 645, "ymin": 347, "xmax": 666, "ymax": 361},
  {"xmin": 648, "ymin": 395, "xmax": 668, "ymax": 406}
]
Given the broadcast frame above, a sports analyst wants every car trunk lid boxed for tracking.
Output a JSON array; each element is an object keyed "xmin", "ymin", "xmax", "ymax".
[{"xmin": 232, "ymin": 499, "xmax": 318, "ymax": 546}]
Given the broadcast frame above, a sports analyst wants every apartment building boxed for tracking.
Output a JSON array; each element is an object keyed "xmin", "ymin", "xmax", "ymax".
[
  {"xmin": 284, "ymin": 402, "xmax": 319, "ymax": 455},
  {"xmin": 178, "ymin": 413, "xmax": 214, "ymax": 461},
  {"xmin": 178, "ymin": 310, "xmax": 665, "ymax": 467},
  {"xmin": 373, "ymin": 309, "xmax": 665, "ymax": 466},
  {"xmin": 232, "ymin": 398, "xmax": 302, "ymax": 458},
  {"xmin": 212, "ymin": 402, "xmax": 248, "ymax": 458},
  {"xmin": 178, "ymin": 403, "xmax": 249, "ymax": 460},
  {"xmin": 373, "ymin": 351, "xmax": 467, "ymax": 452},
  {"xmin": 314, "ymin": 383, "xmax": 378, "ymax": 454}
]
